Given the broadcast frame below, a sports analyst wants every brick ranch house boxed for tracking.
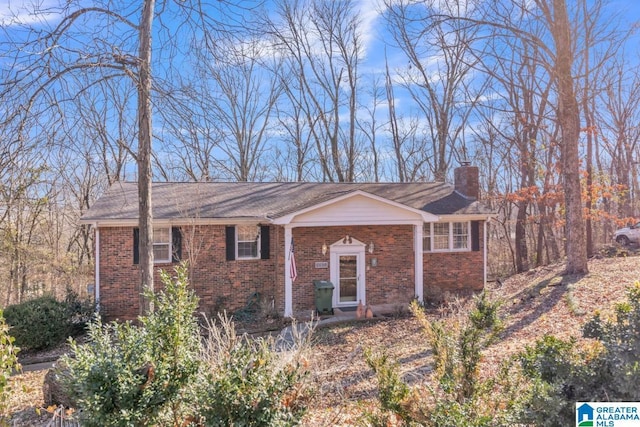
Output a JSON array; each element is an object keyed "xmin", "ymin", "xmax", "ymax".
[{"xmin": 80, "ymin": 164, "xmax": 493, "ymax": 321}]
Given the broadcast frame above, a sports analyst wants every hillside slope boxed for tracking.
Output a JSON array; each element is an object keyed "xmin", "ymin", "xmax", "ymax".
[
  {"xmin": 483, "ymin": 250, "xmax": 640, "ymax": 369},
  {"xmin": 305, "ymin": 249, "xmax": 640, "ymax": 424}
]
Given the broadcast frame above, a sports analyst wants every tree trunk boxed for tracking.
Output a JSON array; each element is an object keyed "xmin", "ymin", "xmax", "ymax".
[
  {"xmin": 515, "ymin": 201, "xmax": 529, "ymax": 273},
  {"xmin": 581, "ymin": 0, "xmax": 593, "ymax": 257},
  {"xmin": 138, "ymin": 0, "xmax": 156, "ymax": 315},
  {"xmin": 551, "ymin": 0, "xmax": 588, "ymax": 274}
]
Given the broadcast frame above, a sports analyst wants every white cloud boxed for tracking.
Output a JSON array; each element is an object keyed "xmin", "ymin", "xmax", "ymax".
[
  {"xmin": 0, "ymin": 0, "xmax": 62, "ymax": 26},
  {"xmin": 355, "ymin": 0, "xmax": 385, "ymax": 54}
]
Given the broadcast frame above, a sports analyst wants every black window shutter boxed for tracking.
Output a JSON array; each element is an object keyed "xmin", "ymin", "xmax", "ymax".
[
  {"xmin": 172, "ymin": 227, "xmax": 182, "ymax": 263},
  {"xmin": 133, "ymin": 227, "xmax": 140, "ymax": 265},
  {"xmin": 225, "ymin": 226, "xmax": 236, "ymax": 261},
  {"xmin": 471, "ymin": 221, "xmax": 480, "ymax": 252},
  {"xmin": 260, "ymin": 225, "xmax": 270, "ymax": 259}
]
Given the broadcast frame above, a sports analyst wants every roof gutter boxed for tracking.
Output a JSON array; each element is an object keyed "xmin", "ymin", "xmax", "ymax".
[{"xmin": 80, "ymin": 217, "xmax": 275, "ymax": 227}]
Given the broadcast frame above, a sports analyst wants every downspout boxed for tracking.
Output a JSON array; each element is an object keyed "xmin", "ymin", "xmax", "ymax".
[
  {"xmin": 94, "ymin": 225, "xmax": 101, "ymax": 312},
  {"xmin": 284, "ymin": 225, "xmax": 293, "ymax": 317},
  {"xmin": 483, "ymin": 220, "xmax": 488, "ymax": 287}
]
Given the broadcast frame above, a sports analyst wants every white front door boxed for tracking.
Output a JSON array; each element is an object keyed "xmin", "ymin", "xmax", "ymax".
[{"xmin": 330, "ymin": 238, "xmax": 366, "ymax": 307}]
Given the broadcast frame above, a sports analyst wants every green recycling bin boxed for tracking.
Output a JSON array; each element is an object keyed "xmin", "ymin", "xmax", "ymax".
[{"xmin": 313, "ymin": 280, "xmax": 334, "ymax": 315}]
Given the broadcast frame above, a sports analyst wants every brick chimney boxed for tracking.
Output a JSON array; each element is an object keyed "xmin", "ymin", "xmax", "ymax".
[{"xmin": 454, "ymin": 161, "xmax": 479, "ymax": 200}]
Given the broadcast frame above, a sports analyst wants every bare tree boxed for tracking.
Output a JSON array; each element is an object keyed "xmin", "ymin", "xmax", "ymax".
[
  {"xmin": 434, "ymin": 0, "xmax": 590, "ymax": 273},
  {"xmin": 75, "ymin": 82, "xmax": 136, "ymax": 185},
  {"xmin": 574, "ymin": 0, "xmax": 622, "ymax": 256},
  {"xmin": 268, "ymin": 0, "xmax": 364, "ymax": 182},
  {"xmin": 156, "ymin": 87, "xmax": 223, "ymax": 181},
  {"xmin": 1, "ymin": 0, "xmax": 264, "ymax": 312},
  {"xmin": 598, "ymin": 58, "xmax": 640, "ymax": 221},
  {"xmin": 383, "ymin": 0, "xmax": 483, "ymax": 182},
  {"xmin": 479, "ymin": 25, "xmax": 556, "ymax": 272},
  {"xmin": 272, "ymin": 95, "xmax": 315, "ymax": 182},
  {"xmin": 1, "ymin": 0, "xmax": 159, "ymax": 313},
  {"xmin": 539, "ymin": 0, "xmax": 585, "ymax": 274},
  {"xmin": 191, "ymin": 34, "xmax": 282, "ymax": 181},
  {"xmin": 0, "ymin": 155, "xmax": 51, "ymax": 305},
  {"xmin": 356, "ymin": 75, "xmax": 387, "ymax": 182}
]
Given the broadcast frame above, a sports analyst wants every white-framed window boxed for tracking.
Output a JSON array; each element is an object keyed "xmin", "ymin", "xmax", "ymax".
[
  {"xmin": 423, "ymin": 221, "xmax": 470, "ymax": 252},
  {"xmin": 452, "ymin": 222, "xmax": 469, "ymax": 250},
  {"xmin": 153, "ymin": 227, "xmax": 172, "ymax": 263},
  {"xmin": 236, "ymin": 225, "xmax": 260, "ymax": 259}
]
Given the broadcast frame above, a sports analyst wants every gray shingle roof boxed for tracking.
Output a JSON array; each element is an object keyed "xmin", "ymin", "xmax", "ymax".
[{"xmin": 80, "ymin": 181, "xmax": 493, "ymax": 223}]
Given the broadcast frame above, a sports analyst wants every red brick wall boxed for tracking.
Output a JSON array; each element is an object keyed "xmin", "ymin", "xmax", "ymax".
[
  {"xmin": 183, "ymin": 225, "xmax": 278, "ymax": 319},
  {"xmin": 98, "ymin": 227, "xmax": 144, "ymax": 321},
  {"xmin": 285, "ymin": 225, "xmax": 416, "ymax": 315},
  {"xmin": 98, "ymin": 225, "xmax": 279, "ymax": 321},
  {"xmin": 422, "ymin": 223, "xmax": 486, "ymax": 302},
  {"xmin": 98, "ymin": 222, "xmax": 486, "ymax": 320}
]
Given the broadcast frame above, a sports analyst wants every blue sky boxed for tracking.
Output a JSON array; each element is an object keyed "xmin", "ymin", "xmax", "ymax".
[{"xmin": 2, "ymin": 0, "xmax": 640, "ymax": 183}]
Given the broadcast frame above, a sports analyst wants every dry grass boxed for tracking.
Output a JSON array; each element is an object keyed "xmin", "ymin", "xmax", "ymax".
[{"xmin": 7, "ymin": 250, "xmax": 640, "ymax": 426}]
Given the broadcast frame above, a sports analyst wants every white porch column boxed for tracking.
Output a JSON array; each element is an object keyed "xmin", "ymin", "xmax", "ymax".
[
  {"xmin": 414, "ymin": 222, "xmax": 424, "ymax": 303},
  {"xmin": 284, "ymin": 225, "xmax": 293, "ymax": 317}
]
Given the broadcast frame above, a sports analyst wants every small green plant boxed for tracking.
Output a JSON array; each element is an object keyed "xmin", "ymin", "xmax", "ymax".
[
  {"xmin": 418, "ymin": 292, "xmax": 502, "ymax": 403},
  {"xmin": 516, "ymin": 335, "xmax": 609, "ymax": 425},
  {"xmin": 364, "ymin": 293, "xmax": 519, "ymax": 427},
  {"xmin": 364, "ymin": 349, "xmax": 411, "ymax": 424},
  {"xmin": 519, "ymin": 335, "xmax": 576, "ymax": 383},
  {"xmin": 62, "ymin": 264, "xmax": 201, "ymax": 427},
  {"xmin": 583, "ymin": 282, "xmax": 640, "ymax": 396},
  {"xmin": 0, "ymin": 310, "xmax": 20, "ymax": 426}
]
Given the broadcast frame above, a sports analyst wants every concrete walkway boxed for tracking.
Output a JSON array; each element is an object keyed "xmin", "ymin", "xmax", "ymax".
[
  {"xmin": 20, "ymin": 360, "xmax": 56, "ymax": 373},
  {"xmin": 276, "ymin": 309, "xmax": 360, "ymax": 350}
]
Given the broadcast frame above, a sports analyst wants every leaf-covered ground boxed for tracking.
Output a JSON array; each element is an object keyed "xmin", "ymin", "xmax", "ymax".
[
  {"xmin": 7, "ymin": 250, "xmax": 640, "ymax": 426},
  {"xmin": 303, "ymin": 250, "xmax": 640, "ymax": 425}
]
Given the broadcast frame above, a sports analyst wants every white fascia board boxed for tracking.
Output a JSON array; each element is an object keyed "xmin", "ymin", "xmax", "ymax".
[
  {"xmin": 84, "ymin": 217, "xmax": 274, "ymax": 228},
  {"xmin": 289, "ymin": 219, "xmax": 431, "ymax": 227},
  {"xmin": 272, "ymin": 190, "xmax": 439, "ymax": 225}
]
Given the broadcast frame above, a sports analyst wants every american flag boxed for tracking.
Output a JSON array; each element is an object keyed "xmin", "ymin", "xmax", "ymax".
[{"xmin": 289, "ymin": 237, "xmax": 297, "ymax": 282}]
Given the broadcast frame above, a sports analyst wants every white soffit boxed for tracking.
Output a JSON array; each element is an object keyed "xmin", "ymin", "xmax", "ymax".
[{"xmin": 273, "ymin": 191, "xmax": 438, "ymax": 225}]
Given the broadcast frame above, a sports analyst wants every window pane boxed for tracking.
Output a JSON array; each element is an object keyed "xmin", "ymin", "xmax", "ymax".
[
  {"xmin": 238, "ymin": 241, "xmax": 258, "ymax": 258},
  {"xmin": 433, "ymin": 223, "xmax": 450, "ymax": 250},
  {"xmin": 237, "ymin": 225, "xmax": 260, "ymax": 259},
  {"xmin": 152, "ymin": 228, "xmax": 171, "ymax": 262},
  {"xmin": 153, "ymin": 227, "xmax": 170, "ymax": 244},
  {"xmin": 339, "ymin": 255, "xmax": 357, "ymax": 302},
  {"xmin": 452, "ymin": 222, "xmax": 469, "ymax": 249},
  {"xmin": 154, "ymin": 244, "xmax": 170, "ymax": 261},
  {"xmin": 237, "ymin": 225, "xmax": 257, "ymax": 241},
  {"xmin": 423, "ymin": 223, "xmax": 432, "ymax": 252},
  {"xmin": 453, "ymin": 236, "xmax": 467, "ymax": 249},
  {"xmin": 423, "ymin": 236, "xmax": 432, "ymax": 252}
]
